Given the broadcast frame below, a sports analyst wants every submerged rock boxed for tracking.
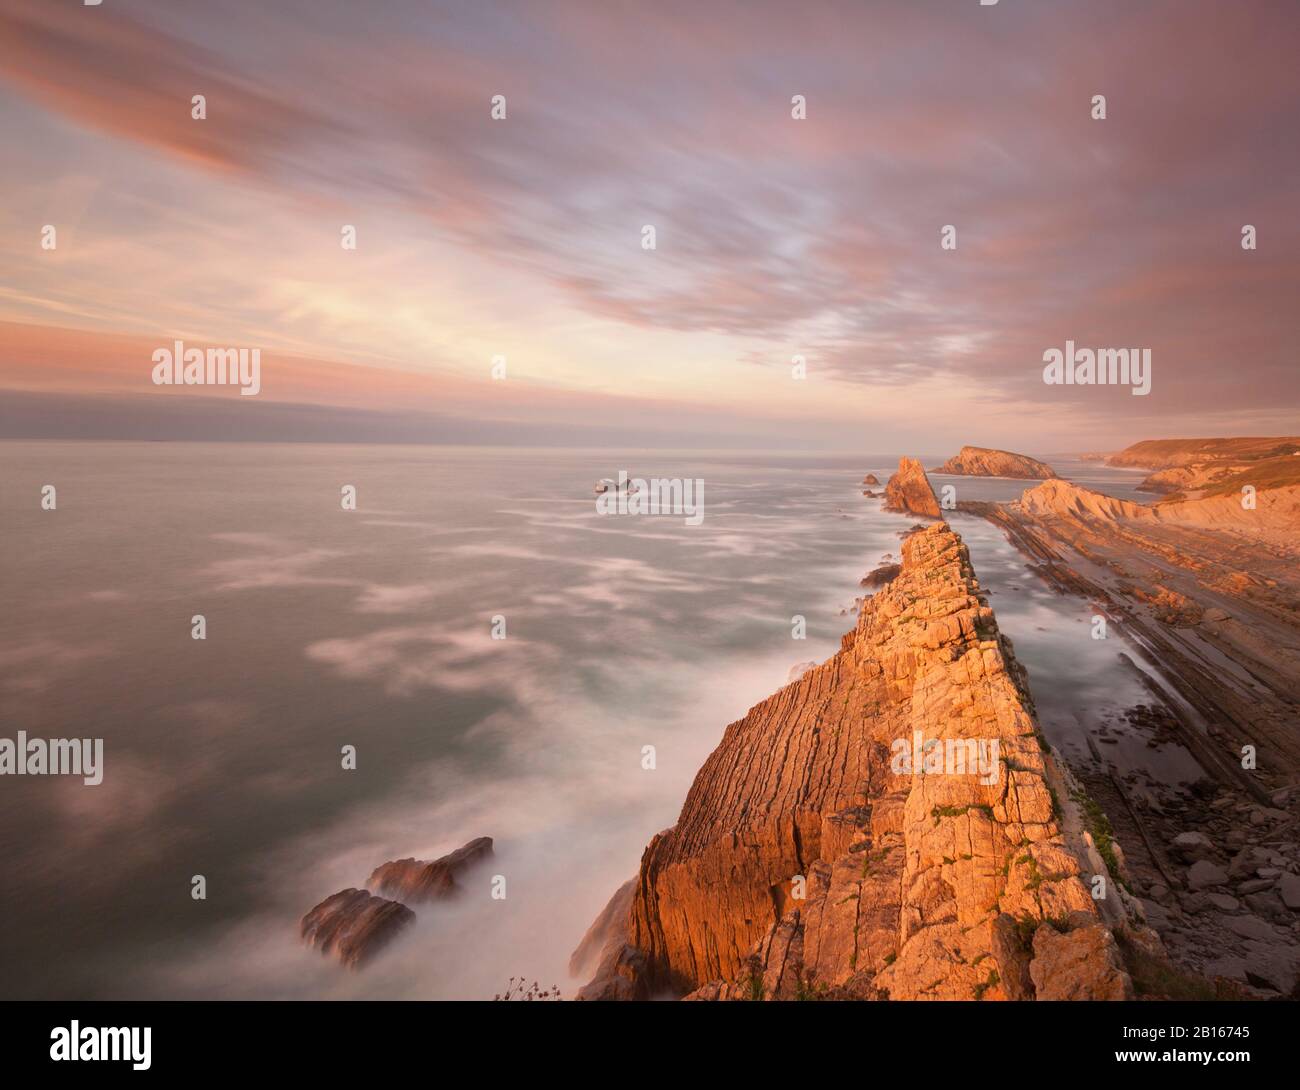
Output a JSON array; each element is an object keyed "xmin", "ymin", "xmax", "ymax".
[
  {"xmin": 301, "ymin": 835, "xmax": 494, "ymax": 971},
  {"xmin": 300, "ymin": 889, "xmax": 414, "ymax": 970},
  {"xmin": 367, "ymin": 836, "xmax": 494, "ymax": 902}
]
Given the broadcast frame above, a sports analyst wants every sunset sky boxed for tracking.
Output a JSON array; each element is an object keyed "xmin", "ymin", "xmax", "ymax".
[{"xmin": 1, "ymin": 0, "xmax": 1297, "ymax": 450}]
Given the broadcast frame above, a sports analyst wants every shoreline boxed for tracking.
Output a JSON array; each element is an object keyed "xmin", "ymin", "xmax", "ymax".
[{"xmin": 959, "ymin": 496, "xmax": 1300, "ymax": 992}]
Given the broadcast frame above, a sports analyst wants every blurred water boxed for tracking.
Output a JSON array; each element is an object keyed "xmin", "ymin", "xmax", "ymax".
[{"xmin": 0, "ymin": 442, "xmax": 1168, "ymax": 998}]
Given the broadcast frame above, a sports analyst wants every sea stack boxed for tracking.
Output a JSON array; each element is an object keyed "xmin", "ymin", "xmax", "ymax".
[{"xmin": 882, "ymin": 457, "xmax": 942, "ymax": 518}]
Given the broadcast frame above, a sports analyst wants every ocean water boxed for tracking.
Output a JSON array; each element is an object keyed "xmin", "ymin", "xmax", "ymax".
[{"xmin": 0, "ymin": 442, "xmax": 1175, "ymax": 999}]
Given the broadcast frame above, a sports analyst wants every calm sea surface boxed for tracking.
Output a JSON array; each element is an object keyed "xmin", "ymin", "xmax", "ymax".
[{"xmin": 0, "ymin": 442, "xmax": 1178, "ymax": 998}]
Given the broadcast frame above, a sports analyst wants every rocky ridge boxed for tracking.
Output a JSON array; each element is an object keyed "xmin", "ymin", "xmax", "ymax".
[{"xmin": 580, "ymin": 524, "xmax": 1159, "ymax": 1000}]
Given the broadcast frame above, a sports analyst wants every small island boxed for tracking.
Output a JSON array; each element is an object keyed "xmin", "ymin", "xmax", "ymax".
[{"xmin": 932, "ymin": 445, "xmax": 1059, "ymax": 480}]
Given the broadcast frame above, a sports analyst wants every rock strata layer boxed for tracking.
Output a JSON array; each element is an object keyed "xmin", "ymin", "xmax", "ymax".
[
  {"xmin": 882, "ymin": 457, "xmax": 942, "ymax": 518},
  {"xmin": 582, "ymin": 525, "xmax": 1144, "ymax": 1000},
  {"xmin": 933, "ymin": 446, "xmax": 1058, "ymax": 480}
]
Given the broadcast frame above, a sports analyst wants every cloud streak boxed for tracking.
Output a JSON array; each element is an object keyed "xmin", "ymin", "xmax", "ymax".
[{"xmin": 0, "ymin": 0, "xmax": 1296, "ymax": 446}]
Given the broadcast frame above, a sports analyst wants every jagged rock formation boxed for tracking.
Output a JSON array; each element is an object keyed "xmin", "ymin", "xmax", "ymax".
[
  {"xmin": 862, "ymin": 473, "xmax": 881, "ymax": 485},
  {"xmin": 933, "ymin": 446, "xmax": 1058, "ymax": 480},
  {"xmin": 581, "ymin": 525, "xmax": 1144, "ymax": 1000},
  {"xmin": 882, "ymin": 457, "xmax": 941, "ymax": 518},
  {"xmin": 302, "ymin": 837, "xmax": 493, "ymax": 968},
  {"xmin": 300, "ymin": 889, "xmax": 414, "ymax": 970},
  {"xmin": 368, "ymin": 836, "xmax": 494, "ymax": 902}
]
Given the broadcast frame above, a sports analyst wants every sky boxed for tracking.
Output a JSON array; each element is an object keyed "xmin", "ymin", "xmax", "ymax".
[{"xmin": 1, "ymin": 0, "xmax": 1297, "ymax": 451}]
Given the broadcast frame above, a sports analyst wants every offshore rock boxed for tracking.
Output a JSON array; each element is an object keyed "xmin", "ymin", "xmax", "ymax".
[
  {"xmin": 933, "ymin": 445, "xmax": 1058, "ymax": 480},
  {"xmin": 300, "ymin": 889, "xmax": 415, "ymax": 970},
  {"xmin": 883, "ymin": 457, "xmax": 942, "ymax": 518},
  {"xmin": 367, "ymin": 837, "xmax": 494, "ymax": 902}
]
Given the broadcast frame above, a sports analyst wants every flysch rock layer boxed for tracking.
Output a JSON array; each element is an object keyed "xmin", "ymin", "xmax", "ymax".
[
  {"xmin": 882, "ymin": 457, "xmax": 942, "ymax": 518},
  {"xmin": 581, "ymin": 524, "xmax": 1141, "ymax": 1000}
]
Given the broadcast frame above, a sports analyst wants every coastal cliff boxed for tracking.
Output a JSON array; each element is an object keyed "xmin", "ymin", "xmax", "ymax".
[
  {"xmin": 1100, "ymin": 436, "xmax": 1300, "ymax": 496},
  {"xmin": 581, "ymin": 524, "xmax": 1147, "ymax": 1000},
  {"xmin": 1104, "ymin": 437, "xmax": 1299, "ymax": 470},
  {"xmin": 934, "ymin": 446, "xmax": 1059, "ymax": 480}
]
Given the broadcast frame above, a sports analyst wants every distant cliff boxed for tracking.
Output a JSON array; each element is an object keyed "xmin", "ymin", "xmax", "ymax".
[
  {"xmin": 1105, "ymin": 437, "xmax": 1299, "ymax": 470},
  {"xmin": 1098, "ymin": 437, "xmax": 1300, "ymax": 499},
  {"xmin": 580, "ymin": 525, "xmax": 1151, "ymax": 1001},
  {"xmin": 933, "ymin": 446, "xmax": 1058, "ymax": 480}
]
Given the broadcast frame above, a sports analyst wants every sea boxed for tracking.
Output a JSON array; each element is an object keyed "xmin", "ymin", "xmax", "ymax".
[{"xmin": 0, "ymin": 442, "xmax": 1187, "ymax": 998}]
